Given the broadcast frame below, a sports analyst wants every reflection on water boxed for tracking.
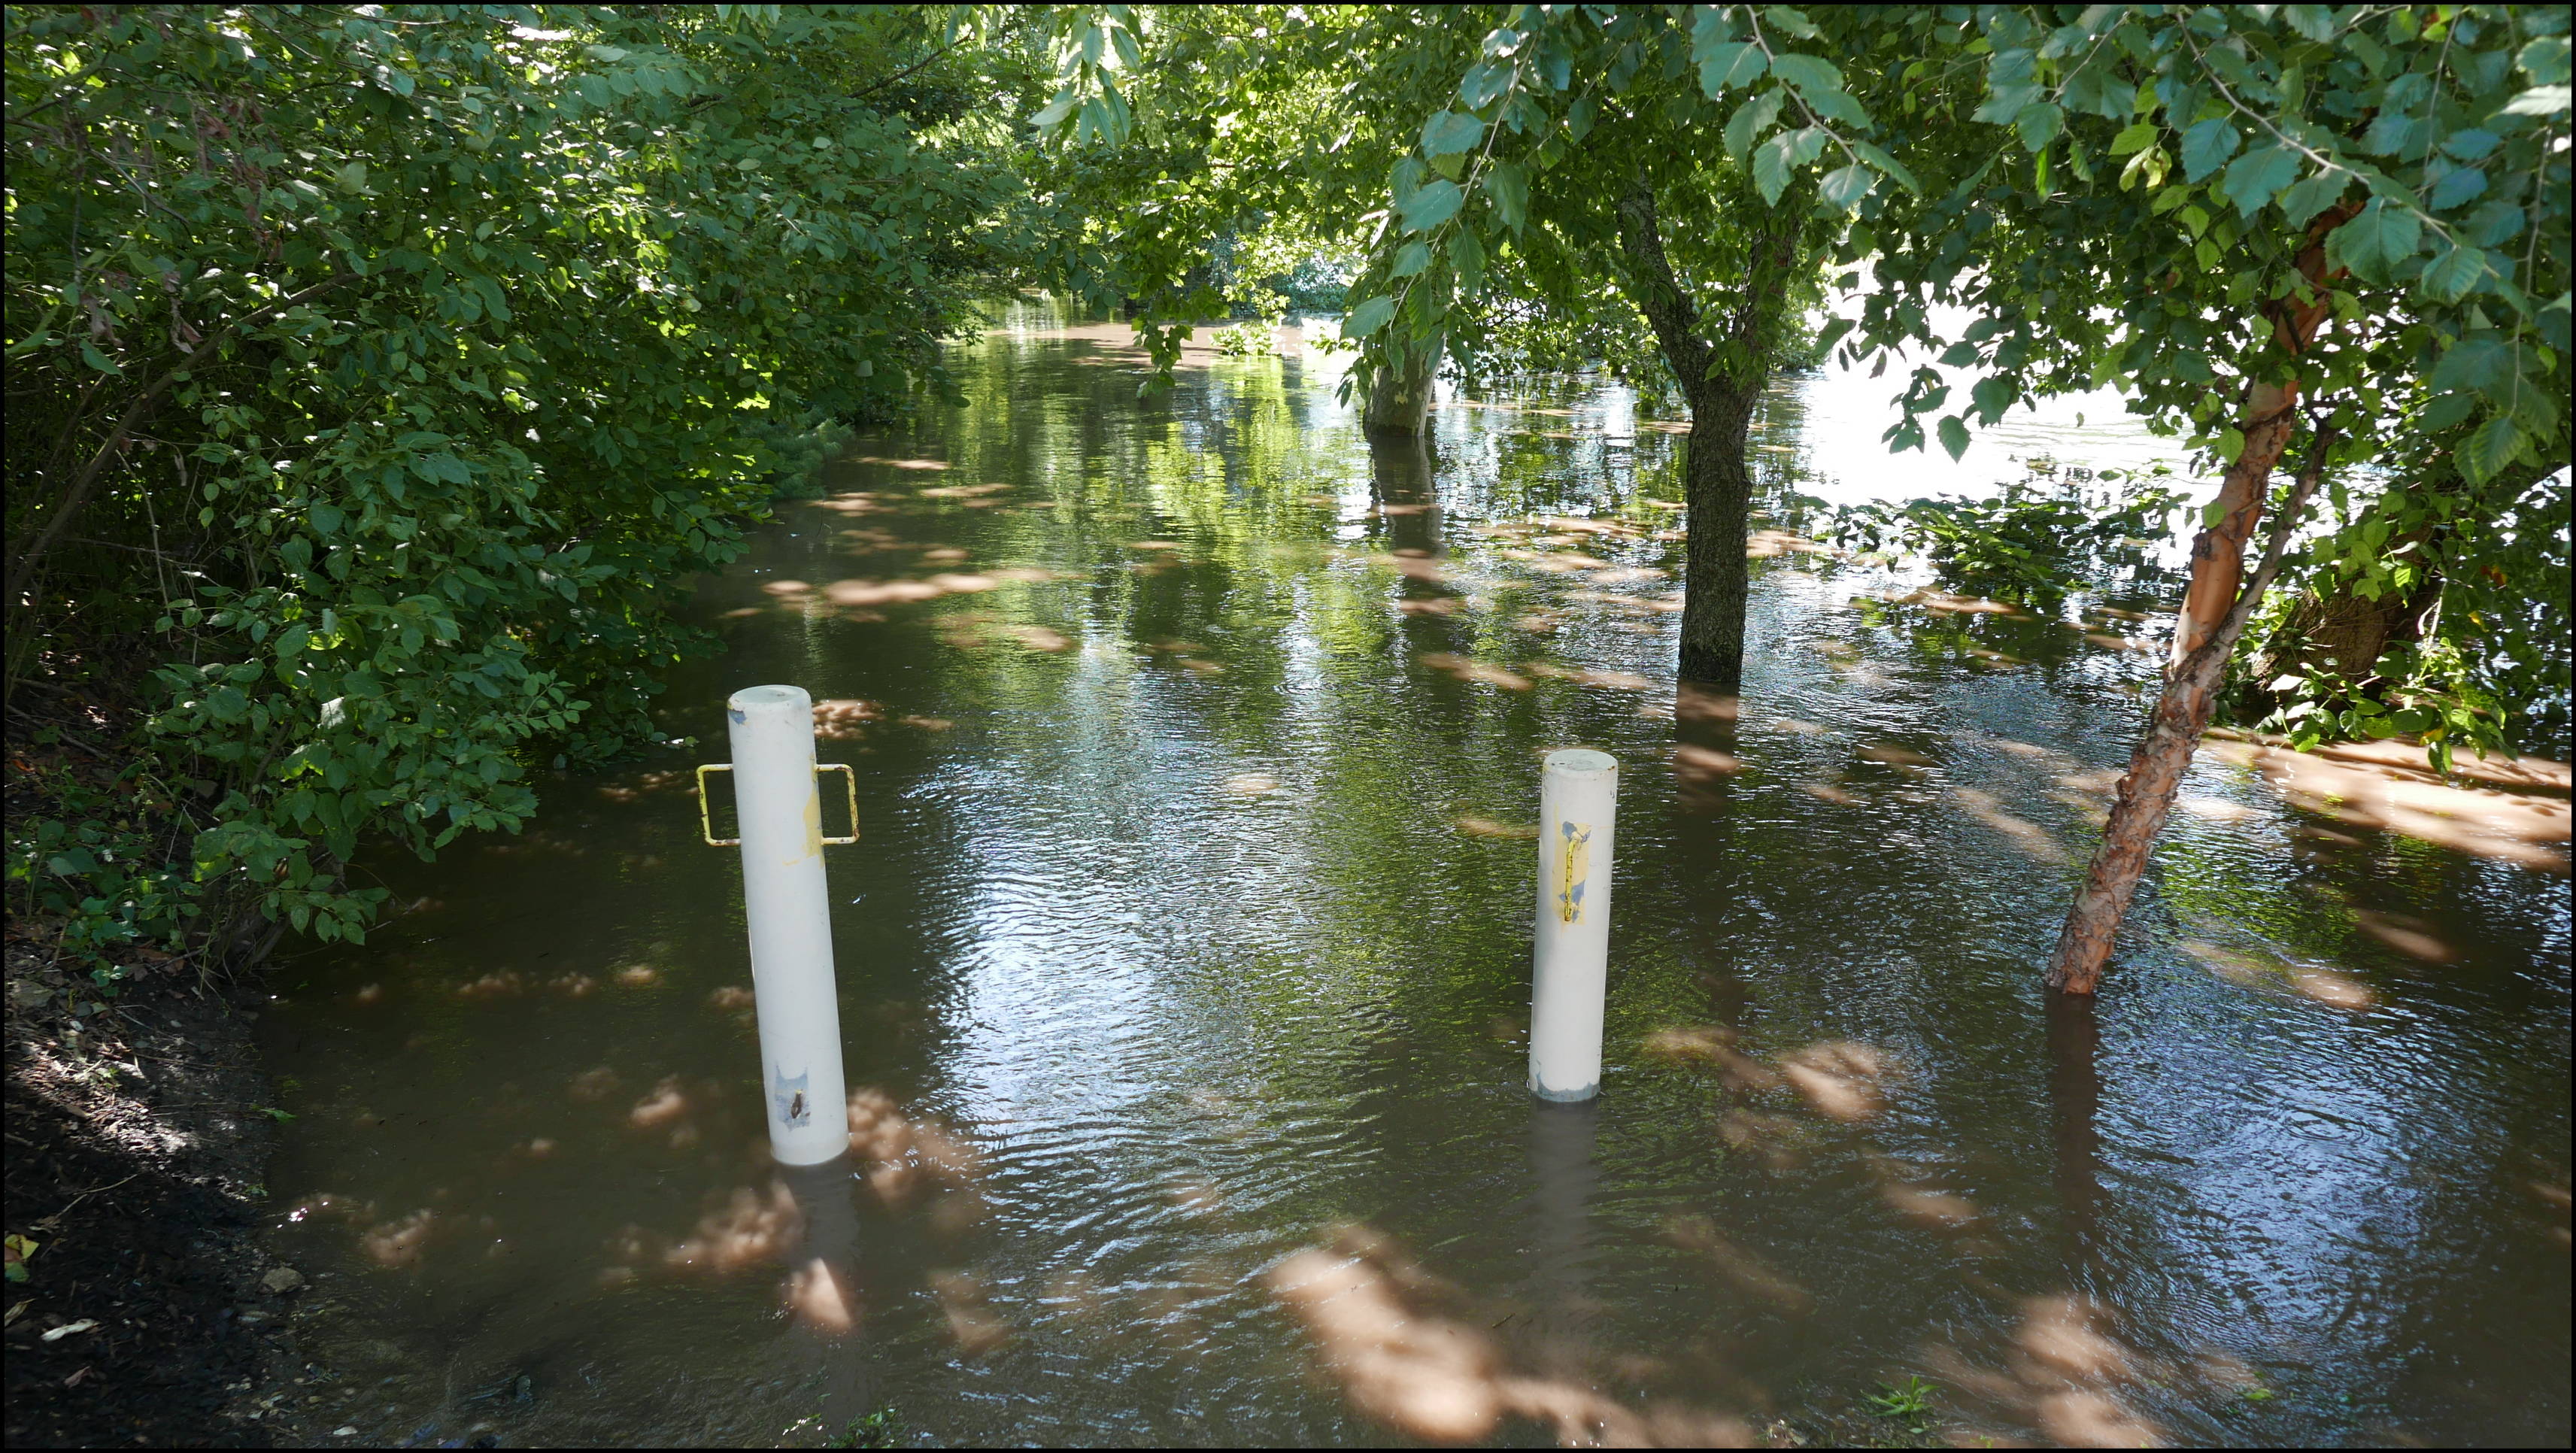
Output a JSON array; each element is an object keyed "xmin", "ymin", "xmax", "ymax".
[{"xmin": 262, "ymin": 300, "xmax": 2571, "ymax": 1448}]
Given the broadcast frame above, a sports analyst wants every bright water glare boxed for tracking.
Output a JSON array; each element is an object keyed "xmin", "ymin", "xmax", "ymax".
[{"xmin": 262, "ymin": 300, "xmax": 2571, "ymax": 1449}]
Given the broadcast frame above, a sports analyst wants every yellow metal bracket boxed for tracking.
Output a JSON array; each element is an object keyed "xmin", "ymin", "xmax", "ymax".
[
  {"xmin": 696, "ymin": 763, "xmax": 736, "ymax": 846},
  {"xmin": 818, "ymin": 763, "xmax": 860, "ymax": 845},
  {"xmin": 696, "ymin": 763, "xmax": 861, "ymax": 848}
]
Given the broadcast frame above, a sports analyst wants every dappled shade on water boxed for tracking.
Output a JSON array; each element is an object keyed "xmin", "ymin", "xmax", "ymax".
[{"xmin": 253, "ymin": 303, "xmax": 2570, "ymax": 1448}]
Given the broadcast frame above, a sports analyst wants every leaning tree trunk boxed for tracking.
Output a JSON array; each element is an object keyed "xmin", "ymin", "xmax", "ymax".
[
  {"xmin": 2045, "ymin": 206, "xmax": 2353, "ymax": 995},
  {"xmin": 2047, "ymin": 408, "xmax": 2332, "ymax": 993}
]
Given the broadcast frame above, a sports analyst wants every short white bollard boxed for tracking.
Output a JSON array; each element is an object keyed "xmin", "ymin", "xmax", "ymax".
[
  {"xmin": 1529, "ymin": 748, "xmax": 1618, "ymax": 1102},
  {"xmin": 714, "ymin": 684, "xmax": 852, "ymax": 1166}
]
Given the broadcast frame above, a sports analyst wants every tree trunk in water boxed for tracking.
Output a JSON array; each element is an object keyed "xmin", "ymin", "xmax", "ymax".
[
  {"xmin": 2047, "ymin": 200, "xmax": 2358, "ymax": 994},
  {"xmin": 2048, "ymin": 396, "xmax": 2320, "ymax": 994},
  {"xmin": 1363, "ymin": 347, "xmax": 1435, "ymax": 434},
  {"xmin": 1678, "ymin": 387, "xmax": 1758, "ymax": 688},
  {"xmin": 1610, "ymin": 184, "xmax": 1789, "ymax": 693}
]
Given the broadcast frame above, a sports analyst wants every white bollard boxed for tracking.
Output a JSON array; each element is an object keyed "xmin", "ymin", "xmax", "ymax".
[
  {"xmin": 1529, "ymin": 748, "xmax": 1618, "ymax": 1102},
  {"xmin": 724, "ymin": 684, "xmax": 852, "ymax": 1166}
]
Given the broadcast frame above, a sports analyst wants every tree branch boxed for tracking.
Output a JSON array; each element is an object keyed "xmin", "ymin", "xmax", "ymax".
[
  {"xmin": 8, "ymin": 272, "xmax": 356, "ymax": 607},
  {"xmin": 853, "ymin": 36, "xmax": 964, "ymax": 101},
  {"xmin": 1614, "ymin": 184, "xmax": 1716, "ymax": 398}
]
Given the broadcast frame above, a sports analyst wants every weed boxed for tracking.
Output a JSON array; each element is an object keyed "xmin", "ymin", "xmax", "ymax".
[
  {"xmin": 830, "ymin": 1407, "xmax": 906, "ymax": 1448},
  {"xmin": 1868, "ymin": 1375, "xmax": 1938, "ymax": 1432}
]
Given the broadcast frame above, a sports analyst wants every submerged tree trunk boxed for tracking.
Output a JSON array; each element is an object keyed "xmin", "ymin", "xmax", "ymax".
[
  {"xmin": 2047, "ymin": 211, "xmax": 2350, "ymax": 994},
  {"xmin": 1613, "ymin": 184, "xmax": 1798, "ymax": 693},
  {"xmin": 1677, "ymin": 386, "xmax": 1759, "ymax": 685},
  {"xmin": 1363, "ymin": 346, "xmax": 1436, "ymax": 434},
  {"xmin": 2048, "ymin": 413, "xmax": 2333, "ymax": 993}
]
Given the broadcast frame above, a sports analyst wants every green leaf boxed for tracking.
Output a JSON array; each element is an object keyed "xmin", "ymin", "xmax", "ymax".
[
  {"xmin": 2420, "ymin": 245, "xmax": 2490, "ymax": 303},
  {"xmin": 1448, "ymin": 227, "xmax": 1486, "ymax": 295},
  {"xmin": 2222, "ymin": 145, "xmax": 2299, "ymax": 217},
  {"xmin": 2280, "ymin": 5, "xmax": 2337, "ymax": 42},
  {"xmin": 2427, "ymin": 165, "xmax": 2486, "ymax": 211},
  {"xmin": 1752, "ymin": 127, "xmax": 1829, "ymax": 204},
  {"xmin": 2014, "ymin": 101, "xmax": 2064, "ymax": 152},
  {"xmin": 1459, "ymin": 60, "xmax": 1513, "ymax": 110},
  {"xmin": 1345, "ymin": 296, "xmax": 1396, "ymax": 338},
  {"xmin": 2278, "ymin": 171, "xmax": 2350, "ymax": 229},
  {"xmin": 2503, "ymin": 84, "xmax": 2571, "ymax": 116},
  {"xmin": 2179, "ymin": 119, "xmax": 2240, "ymax": 181},
  {"xmin": 1725, "ymin": 90, "xmax": 1785, "ymax": 160},
  {"xmin": 1971, "ymin": 375, "xmax": 2017, "ymax": 420},
  {"xmin": 2429, "ymin": 335, "xmax": 2511, "ymax": 396},
  {"xmin": 1937, "ymin": 415, "xmax": 1971, "ymax": 461},
  {"xmin": 1391, "ymin": 242, "xmax": 1432, "ymax": 278},
  {"xmin": 1698, "ymin": 43, "xmax": 1767, "ymax": 96},
  {"xmin": 2325, "ymin": 198, "xmax": 2422, "ymax": 284},
  {"xmin": 1844, "ymin": 138, "xmax": 1922, "ymax": 193},
  {"xmin": 1397, "ymin": 178, "xmax": 1465, "ymax": 232},
  {"xmin": 2458, "ymin": 416, "xmax": 2523, "ymax": 484},
  {"xmin": 80, "ymin": 341, "xmax": 123, "ymax": 375},
  {"xmin": 2418, "ymin": 390, "xmax": 2476, "ymax": 431},
  {"xmin": 1420, "ymin": 111, "xmax": 1485, "ymax": 157},
  {"xmin": 2110, "ymin": 122, "xmax": 2161, "ymax": 156},
  {"xmin": 2441, "ymin": 129, "xmax": 2502, "ymax": 162},
  {"xmin": 2362, "ymin": 112, "xmax": 2424, "ymax": 156},
  {"xmin": 1764, "ymin": 7, "xmax": 1821, "ymax": 41},
  {"xmin": 1031, "ymin": 86, "xmax": 1076, "ymax": 129},
  {"xmin": 1769, "ymin": 53, "xmax": 1844, "ymax": 98},
  {"xmin": 1819, "ymin": 163, "xmax": 1872, "ymax": 210},
  {"xmin": 2520, "ymin": 35, "xmax": 2572, "ymax": 86},
  {"xmin": 1483, "ymin": 162, "xmax": 1529, "ymax": 231},
  {"xmin": 2467, "ymin": 202, "xmax": 2526, "ymax": 247}
]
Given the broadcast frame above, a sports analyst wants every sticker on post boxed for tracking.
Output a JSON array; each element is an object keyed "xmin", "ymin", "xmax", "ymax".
[
  {"xmin": 772, "ymin": 1065, "xmax": 812, "ymax": 1128},
  {"xmin": 1556, "ymin": 821, "xmax": 1593, "ymax": 924}
]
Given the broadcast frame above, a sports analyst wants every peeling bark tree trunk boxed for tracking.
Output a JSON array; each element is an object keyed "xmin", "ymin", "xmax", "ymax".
[
  {"xmin": 1363, "ymin": 347, "xmax": 1436, "ymax": 434},
  {"xmin": 1614, "ymin": 185, "xmax": 1796, "ymax": 692},
  {"xmin": 2167, "ymin": 381, "xmax": 2302, "ymax": 664},
  {"xmin": 2046, "ymin": 211, "xmax": 2351, "ymax": 995},
  {"xmin": 2048, "ymin": 419, "xmax": 2335, "ymax": 994}
]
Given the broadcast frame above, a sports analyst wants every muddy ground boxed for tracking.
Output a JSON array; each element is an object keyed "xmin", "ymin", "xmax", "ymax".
[{"xmin": 3, "ymin": 932, "xmax": 347, "ymax": 1448}]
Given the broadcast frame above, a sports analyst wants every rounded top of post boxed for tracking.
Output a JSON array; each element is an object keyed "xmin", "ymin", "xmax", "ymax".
[
  {"xmin": 727, "ymin": 684, "xmax": 813, "ymax": 720},
  {"xmin": 1545, "ymin": 748, "xmax": 1617, "ymax": 778}
]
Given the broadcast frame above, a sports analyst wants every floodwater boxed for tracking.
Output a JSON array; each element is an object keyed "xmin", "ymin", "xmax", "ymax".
[{"xmin": 261, "ymin": 302, "xmax": 2571, "ymax": 1448}]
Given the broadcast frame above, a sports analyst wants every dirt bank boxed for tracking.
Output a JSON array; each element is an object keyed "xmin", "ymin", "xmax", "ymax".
[{"xmin": 3, "ymin": 932, "xmax": 344, "ymax": 1448}]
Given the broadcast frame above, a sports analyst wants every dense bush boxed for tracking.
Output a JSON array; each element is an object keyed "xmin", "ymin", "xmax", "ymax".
[{"xmin": 5, "ymin": 5, "xmax": 1038, "ymax": 961}]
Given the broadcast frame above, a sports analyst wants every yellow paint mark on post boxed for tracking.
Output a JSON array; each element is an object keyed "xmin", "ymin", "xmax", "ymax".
[{"xmin": 1557, "ymin": 821, "xmax": 1594, "ymax": 924}]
